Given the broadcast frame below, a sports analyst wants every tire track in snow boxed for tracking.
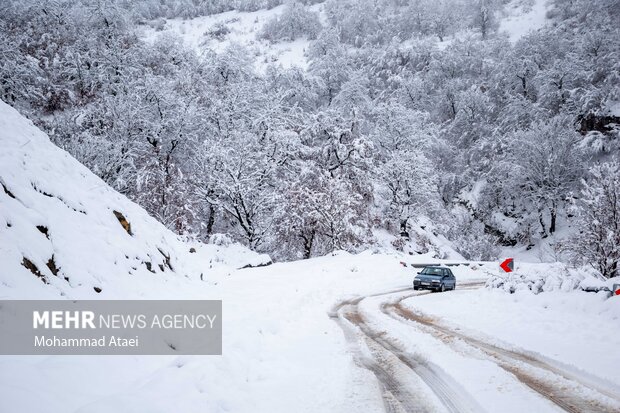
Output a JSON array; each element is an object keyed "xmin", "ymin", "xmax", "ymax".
[
  {"xmin": 382, "ymin": 290, "xmax": 620, "ymax": 413},
  {"xmin": 333, "ymin": 295, "xmax": 429, "ymax": 413},
  {"xmin": 331, "ymin": 285, "xmax": 484, "ymax": 413}
]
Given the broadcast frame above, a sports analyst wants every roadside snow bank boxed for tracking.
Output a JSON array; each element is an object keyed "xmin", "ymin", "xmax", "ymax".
[
  {"xmin": 580, "ymin": 275, "xmax": 620, "ymax": 293},
  {"xmin": 486, "ymin": 260, "xmax": 620, "ymax": 295},
  {"xmin": 487, "ymin": 262, "xmax": 587, "ymax": 293}
]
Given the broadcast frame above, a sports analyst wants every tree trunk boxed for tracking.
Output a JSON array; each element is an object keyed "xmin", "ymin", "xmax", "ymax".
[
  {"xmin": 539, "ymin": 209, "xmax": 547, "ymax": 238},
  {"xmin": 550, "ymin": 203, "xmax": 557, "ymax": 234},
  {"xmin": 400, "ymin": 218, "xmax": 410, "ymax": 239},
  {"xmin": 205, "ymin": 202, "xmax": 215, "ymax": 236},
  {"xmin": 302, "ymin": 229, "xmax": 315, "ymax": 260}
]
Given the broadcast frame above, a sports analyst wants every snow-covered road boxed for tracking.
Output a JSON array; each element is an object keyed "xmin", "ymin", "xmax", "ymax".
[
  {"xmin": 332, "ymin": 284, "xmax": 485, "ymax": 413},
  {"xmin": 2, "ymin": 250, "xmax": 619, "ymax": 412},
  {"xmin": 334, "ymin": 281, "xmax": 620, "ymax": 413}
]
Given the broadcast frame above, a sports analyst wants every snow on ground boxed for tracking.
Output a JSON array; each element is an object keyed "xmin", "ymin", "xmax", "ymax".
[
  {"xmin": 499, "ymin": 0, "xmax": 550, "ymax": 42},
  {"xmin": 359, "ymin": 294, "xmax": 563, "ymax": 413},
  {"xmin": 0, "ymin": 249, "xmax": 437, "ymax": 413},
  {"xmin": 140, "ymin": 0, "xmax": 553, "ymax": 73},
  {"xmin": 497, "ymin": 213, "xmax": 576, "ymax": 263},
  {"xmin": 141, "ymin": 3, "xmax": 325, "ymax": 72},
  {"xmin": 401, "ymin": 284, "xmax": 620, "ymax": 388}
]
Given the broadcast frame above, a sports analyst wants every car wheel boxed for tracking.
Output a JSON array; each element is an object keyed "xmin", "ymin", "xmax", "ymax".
[
  {"xmin": 440, "ymin": 284, "xmax": 445, "ymax": 292},
  {"xmin": 413, "ymin": 286, "xmax": 418, "ymax": 290}
]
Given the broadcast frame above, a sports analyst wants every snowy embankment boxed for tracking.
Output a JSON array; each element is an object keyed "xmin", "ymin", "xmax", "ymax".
[
  {"xmin": 486, "ymin": 261, "xmax": 620, "ymax": 294},
  {"xmin": 0, "ymin": 99, "xmax": 268, "ymax": 300}
]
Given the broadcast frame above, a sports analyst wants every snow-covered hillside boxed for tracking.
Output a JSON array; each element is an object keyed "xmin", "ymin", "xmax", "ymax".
[
  {"xmin": 141, "ymin": 2, "xmax": 325, "ymax": 71},
  {"xmin": 0, "ymin": 100, "xmax": 268, "ymax": 300},
  {"xmin": 141, "ymin": 0, "xmax": 552, "ymax": 72},
  {"xmin": 499, "ymin": 0, "xmax": 550, "ymax": 42}
]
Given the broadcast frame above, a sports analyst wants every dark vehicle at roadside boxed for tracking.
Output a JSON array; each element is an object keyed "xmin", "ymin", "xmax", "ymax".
[{"xmin": 413, "ymin": 266, "xmax": 456, "ymax": 292}]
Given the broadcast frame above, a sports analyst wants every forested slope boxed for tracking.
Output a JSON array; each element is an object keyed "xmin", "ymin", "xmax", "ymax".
[{"xmin": 1, "ymin": 0, "xmax": 618, "ymax": 271}]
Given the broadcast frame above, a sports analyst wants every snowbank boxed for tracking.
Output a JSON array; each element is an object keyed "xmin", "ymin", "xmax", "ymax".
[
  {"xmin": 486, "ymin": 262, "xmax": 583, "ymax": 293},
  {"xmin": 486, "ymin": 260, "xmax": 619, "ymax": 296}
]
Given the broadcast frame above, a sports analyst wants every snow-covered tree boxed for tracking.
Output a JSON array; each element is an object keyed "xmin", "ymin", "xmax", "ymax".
[
  {"xmin": 260, "ymin": 1, "xmax": 322, "ymax": 43},
  {"xmin": 570, "ymin": 160, "xmax": 620, "ymax": 279},
  {"xmin": 446, "ymin": 209, "xmax": 499, "ymax": 261},
  {"xmin": 471, "ymin": 0, "xmax": 498, "ymax": 40},
  {"xmin": 378, "ymin": 149, "xmax": 438, "ymax": 237},
  {"xmin": 506, "ymin": 117, "xmax": 585, "ymax": 236}
]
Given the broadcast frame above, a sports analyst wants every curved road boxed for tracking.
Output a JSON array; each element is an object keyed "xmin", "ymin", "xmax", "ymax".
[{"xmin": 331, "ymin": 281, "xmax": 620, "ymax": 413}]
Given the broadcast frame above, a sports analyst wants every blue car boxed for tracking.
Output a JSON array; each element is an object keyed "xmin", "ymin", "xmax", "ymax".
[{"xmin": 413, "ymin": 266, "xmax": 456, "ymax": 292}]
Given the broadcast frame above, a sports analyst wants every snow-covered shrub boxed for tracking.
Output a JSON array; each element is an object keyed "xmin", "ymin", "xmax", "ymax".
[
  {"xmin": 391, "ymin": 236, "xmax": 406, "ymax": 252},
  {"xmin": 209, "ymin": 233, "xmax": 233, "ymax": 247},
  {"xmin": 407, "ymin": 229, "xmax": 436, "ymax": 256},
  {"xmin": 205, "ymin": 22, "xmax": 231, "ymax": 40},
  {"xmin": 259, "ymin": 1, "xmax": 322, "ymax": 42},
  {"xmin": 578, "ymin": 131, "xmax": 620, "ymax": 156},
  {"xmin": 486, "ymin": 263, "xmax": 584, "ymax": 294},
  {"xmin": 147, "ymin": 18, "xmax": 167, "ymax": 31},
  {"xmin": 446, "ymin": 210, "xmax": 499, "ymax": 261}
]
